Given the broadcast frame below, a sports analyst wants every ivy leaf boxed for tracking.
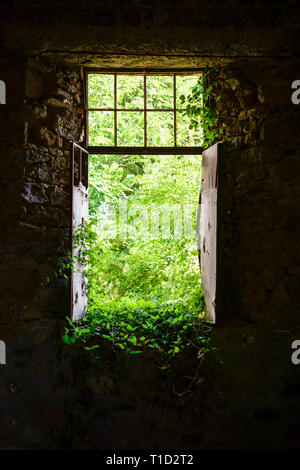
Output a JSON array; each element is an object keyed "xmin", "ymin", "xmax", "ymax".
[{"xmin": 85, "ymin": 345, "xmax": 100, "ymax": 351}]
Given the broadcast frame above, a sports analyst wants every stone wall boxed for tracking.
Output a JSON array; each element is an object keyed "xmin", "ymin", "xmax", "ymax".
[
  {"xmin": 1, "ymin": 326, "xmax": 300, "ymax": 449},
  {"xmin": 211, "ymin": 59, "xmax": 300, "ymax": 328},
  {"xmin": 23, "ymin": 61, "xmax": 85, "ymax": 320},
  {"xmin": 0, "ymin": 59, "xmax": 85, "ymax": 326},
  {"xmin": 0, "ymin": 0, "xmax": 300, "ymax": 450}
]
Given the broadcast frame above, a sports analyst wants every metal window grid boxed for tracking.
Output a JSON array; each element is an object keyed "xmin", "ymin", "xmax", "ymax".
[{"xmin": 85, "ymin": 69, "xmax": 204, "ymax": 155}]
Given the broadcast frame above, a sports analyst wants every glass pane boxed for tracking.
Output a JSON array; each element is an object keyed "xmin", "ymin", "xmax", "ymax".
[
  {"xmin": 88, "ymin": 74, "xmax": 114, "ymax": 109},
  {"xmin": 147, "ymin": 112, "xmax": 174, "ymax": 146},
  {"xmin": 117, "ymin": 111, "xmax": 144, "ymax": 146},
  {"xmin": 117, "ymin": 75, "xmax": 144, "ymax": 109},
  {"xmin": 88, "ymin": 111, "xmax": 114, "ymax": 146},
  {"xmin": 177, "ymin": 111, "xmax": 203, "ymax": 146},
  {"xmin": 176, "ymin": 75, "xmax": 200, "ymax": 108},
  {"xmin": 146, "ymin": 76, "xmax": 173, "ymax": 109}
]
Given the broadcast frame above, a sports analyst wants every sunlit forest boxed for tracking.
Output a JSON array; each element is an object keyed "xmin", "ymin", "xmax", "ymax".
[{"xmin": 88, "ymin": 153, "xmax": 202, "ymax": 308}]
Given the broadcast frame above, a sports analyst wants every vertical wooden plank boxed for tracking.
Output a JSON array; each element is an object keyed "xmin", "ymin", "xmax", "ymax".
[
  {"xmin": 70, "ymin": 141, "xmax": 89, "ymax": 321},
  {"xmin": 200, "ymin": 142, "xmax": 221, "ymax": 322}
]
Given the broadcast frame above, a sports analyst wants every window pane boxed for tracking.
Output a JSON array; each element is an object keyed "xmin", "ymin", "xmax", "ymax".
[
  {"xmin": 146, "ymin": 76, "xmax": 173, "ymax": 109},
  {"xmin": 147, "ymin": 112, "xmax": 174, "ymax": 146},
  {"xmin": 117, "ymin": 111, "xmax": 144, "ymax": 146},
  {"xmin": 177, "ymin": 111, "xmax": 203, "ymax": 146},
  {"xmin": 117, "ymin": 75, "xmax": 144, "ymax": 109},
  {"xmin": 176, "ymin": 75, "xmax": 200, "ymax": 108},
  {"xmin": 88, "ymin": 74, "xmax": 114, "ymax": 109},
  {"xmin": 88, "ymin": 111, "xmax": 114, "ymax": 146}
]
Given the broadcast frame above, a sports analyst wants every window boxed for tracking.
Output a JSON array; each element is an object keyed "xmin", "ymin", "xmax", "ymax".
[
  {"xmin": 72, "ymin": 69, "xmax": 218, "ymax": 325},
  {"xmin": 86, "ymin": 71, "xmax": 204, "ymax": 154}
]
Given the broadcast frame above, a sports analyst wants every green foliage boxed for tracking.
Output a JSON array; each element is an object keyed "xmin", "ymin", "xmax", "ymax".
[
  {"xmin": 86, "ymin": 154, "xmax": 202, "ymax": 306},
  {"xmin": 58, "ymin": 73, "xmax": 221, "ymax": 362},
  {"xmin": 62, "ymin": 298, "xmax": 215, "ymax": 359},
  {"xmin": 62, "ymin": 153, "xmax": 210, "ymax": 359},
  {"xmin": 178, "ymin": 71, "xmax": 223, "ymax": 148}
]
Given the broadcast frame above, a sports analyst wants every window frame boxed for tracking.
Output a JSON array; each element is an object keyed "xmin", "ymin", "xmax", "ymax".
[{"xmin": 85, "ymin": 68, "xmax": 205, "ymax": 155}]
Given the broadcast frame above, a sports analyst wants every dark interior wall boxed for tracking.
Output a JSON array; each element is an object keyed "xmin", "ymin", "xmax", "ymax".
[
  {"xmin": 0, "ymin": 60, "xmax": 85, "ymax": 328},
  {"xmin": 0, "ymin": 0, "xmax": 300, "ymax": 450},
  {"xmin": 23, "ymin": 63, "xmax": 85, "ymax": 320},
  {"xmin": 211, "ymin": 60, "xmax": 300, "ymax": 328},
  {"xmin": 0, "ymin": 63, "xmax": 26, "ymax": 330}
]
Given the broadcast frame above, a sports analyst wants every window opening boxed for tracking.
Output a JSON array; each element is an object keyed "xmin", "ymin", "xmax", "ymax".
[
  {"xmin": 86, "ymin": 71, "xmax": 204, "ymax": 154},
  {"xmin": 68, "ymin": 69, "xmax": 219, "ymax": 354}
]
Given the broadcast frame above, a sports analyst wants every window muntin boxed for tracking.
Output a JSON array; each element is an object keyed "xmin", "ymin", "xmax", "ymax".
[{"xmin": 86, "ymin": 72, "xmax": 203, "ymax": 149}]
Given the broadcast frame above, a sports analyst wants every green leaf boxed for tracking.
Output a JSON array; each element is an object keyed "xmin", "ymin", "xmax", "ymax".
[{"xmin": 62, "ymin": 334, "xmax": 71, "ymax": 345}]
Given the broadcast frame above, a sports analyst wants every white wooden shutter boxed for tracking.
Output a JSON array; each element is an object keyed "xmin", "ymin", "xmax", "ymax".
[
  {"xmin": 70, "ymin": 141, "xmax": 89, "ymax": 321},
  {"xmin": 200, "ymin": 142, "xmax": 222, "ymax": 323}
]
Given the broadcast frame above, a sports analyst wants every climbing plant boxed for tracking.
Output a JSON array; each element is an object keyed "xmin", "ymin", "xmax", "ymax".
[{"xmin": 178, "ymin": 70, "xmax": 223, "ymax": 149}]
